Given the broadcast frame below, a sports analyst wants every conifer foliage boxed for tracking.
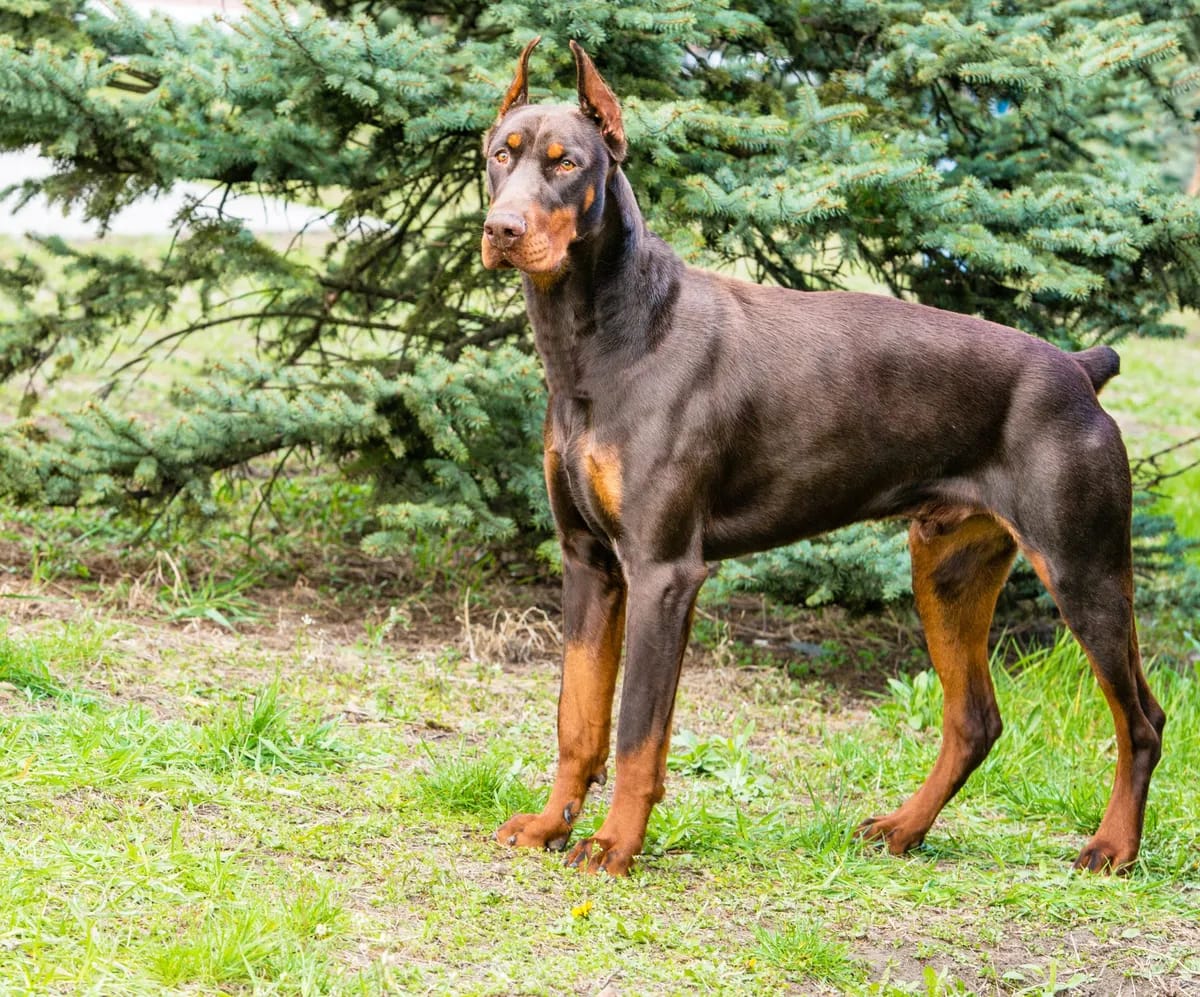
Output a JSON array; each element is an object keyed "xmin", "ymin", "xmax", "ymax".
[{"xmin": 0, "ymin": 1, "xmax": 1197, "ymax": 600}]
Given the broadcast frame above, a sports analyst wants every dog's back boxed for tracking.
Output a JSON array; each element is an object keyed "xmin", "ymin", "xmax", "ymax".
[{"xmin": 597, "ymin": 275, "xmax": 1123, "ymax": 559}]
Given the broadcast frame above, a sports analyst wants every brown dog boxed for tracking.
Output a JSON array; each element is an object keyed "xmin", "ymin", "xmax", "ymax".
[{"xmin": 482, "ymin": 38, "xmax": 1163, "ymax": 877}]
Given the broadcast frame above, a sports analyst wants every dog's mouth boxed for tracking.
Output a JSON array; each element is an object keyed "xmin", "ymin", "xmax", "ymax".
[
  {"xmin": 513, "ymin": 253, "xmax": 568, "ymax": 275},
  {"xmin": 480, "ymin": 233, "xmax": 511, "ymax": 270},
  {"xmin": 482, "ymin": 205, "xmax": 577, "ymax": 276},
  {"xmin": 481, "ymin": 238, "xmax": 570, "ymax": 276}
]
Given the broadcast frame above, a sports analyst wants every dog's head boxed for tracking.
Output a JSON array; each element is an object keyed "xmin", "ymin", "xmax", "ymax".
[{"xmin": 481, "ymin": 38, "xmax": 626, "ymax": 287}]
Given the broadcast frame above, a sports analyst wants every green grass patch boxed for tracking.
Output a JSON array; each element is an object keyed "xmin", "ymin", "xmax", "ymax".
[
  {"xmin": 0, "ymin": 602, "xmax": 1198, "ymax": 993},
  {"xmin": 159, "ymin": 566, "xmax": 264, "ymax": 631},
  {"xmin": 754, "ymin": 921, "xmax": 865, "ymax": 987},
  {"xmin": 199, "ymin": 679, "xmax": 347, "ymax": 773},
  {"xmin": 415, "ymin": 748, "xmax": 543, "ymax": 820},
  {"xmin": 149, "ymin": 878, "xmax": 345, "ymax": 990},
  {"xmin": 0, "ymin": 629, "xmax": 96, "ymax": 704}
]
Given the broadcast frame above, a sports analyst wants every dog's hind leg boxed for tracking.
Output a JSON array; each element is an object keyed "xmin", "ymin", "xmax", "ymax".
[
  {"xmin": 1009, "ymin": 414, "xmax": 1162, "ymax": 871},
  {"xmin": 858, "ymin": 513, "xmax": 1016, "ymax": 854},
  {"xmin": 1022, "ymin": 539, "xmax": 1163, "ymax": 872}
]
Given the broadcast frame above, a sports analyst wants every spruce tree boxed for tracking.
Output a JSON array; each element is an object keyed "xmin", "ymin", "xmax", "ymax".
[{"xmin": 0, "ymin": 0, "xmax": 1197, "ymax": 600}]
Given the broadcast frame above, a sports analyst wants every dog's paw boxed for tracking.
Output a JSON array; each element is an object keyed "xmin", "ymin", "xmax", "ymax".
[
  {"xmin": 1073, "ymin": 838, "xmax": 1136, "ymax": 875},
  {"xmin": 563, "ymin": 835, "xmax": 637, "ymax": 876},
  {"xmin": 496, "ymin": 811, "xmax": 573, "ymax": 852},
  {"xmin": 855, "ymin": 814, "xmax": 927, "ymax": 856}
]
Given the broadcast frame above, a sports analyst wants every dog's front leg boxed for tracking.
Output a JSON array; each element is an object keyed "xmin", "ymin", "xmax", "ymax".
[
  {"xmin": 497, "ymin": 532, "xmax": 626, "ymax": 852},
  {"xmin": 564, "ymin": 555, "xmax": 707, "ymax": 876}
]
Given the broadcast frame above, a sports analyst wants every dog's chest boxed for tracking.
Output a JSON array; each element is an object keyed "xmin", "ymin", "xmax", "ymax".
[{"xmin": 552, "ymin": 426, "xmax": 624, "ymax": 540}]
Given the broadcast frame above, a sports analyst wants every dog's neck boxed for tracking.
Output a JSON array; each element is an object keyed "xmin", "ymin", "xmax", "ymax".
[{"xmin": 523, "ymin": 169, "xmax": 683, "ymax": 397}]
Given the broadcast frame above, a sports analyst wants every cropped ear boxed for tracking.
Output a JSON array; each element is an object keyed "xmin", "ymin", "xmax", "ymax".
[
  {"xmin": 569, "ymin": 40, "xmax": 627, "ymax": 162},
  {"xmin": 495, "ymin": 35, "xmax": 541, "ymax": 122}
]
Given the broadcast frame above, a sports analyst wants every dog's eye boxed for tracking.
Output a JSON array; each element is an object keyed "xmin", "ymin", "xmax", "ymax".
[
  {"xmin": 558, "ymin": 159, "xmax": 576, "ymax": 172},
  {"xmin": 495, "ymin": 149, "xmax": 510, "ymax": 164}
]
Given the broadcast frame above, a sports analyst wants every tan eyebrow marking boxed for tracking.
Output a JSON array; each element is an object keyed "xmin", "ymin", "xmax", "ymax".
[
  {"xmin": 506, "ymin": 132, "xmax": 522, "ymax": 149},
  {"xmin": 546, "ymin": 142, "xmax": 564, "ymax": 159}
]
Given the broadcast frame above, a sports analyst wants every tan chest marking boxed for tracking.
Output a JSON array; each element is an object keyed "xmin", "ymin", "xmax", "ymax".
[{"xmin": 582, "ymin": 439, "xmax": 622, "ymax": 524}]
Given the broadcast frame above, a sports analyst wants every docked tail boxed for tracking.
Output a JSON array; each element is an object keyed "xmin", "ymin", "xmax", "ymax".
[{"xmin": 1073, "ymin": 345, "xmax": 1120, "ymax": 393}]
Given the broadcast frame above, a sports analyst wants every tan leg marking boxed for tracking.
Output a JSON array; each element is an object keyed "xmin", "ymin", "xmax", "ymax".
[{"xmin": 859, "ymin": 515, "xmax": 1015, "ymax": 855}]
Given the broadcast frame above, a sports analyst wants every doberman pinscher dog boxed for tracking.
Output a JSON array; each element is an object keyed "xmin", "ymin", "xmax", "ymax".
[{"xmin": 482, "ymin": 38, "xmax": 1164, "ymax": 877}]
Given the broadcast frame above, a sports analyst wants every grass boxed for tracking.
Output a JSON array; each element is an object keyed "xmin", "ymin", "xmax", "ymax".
[
  {"xmin": 0, "ymin": 602, "xmax": 1197, "ymax": 994},
  {"xmin": 198, "ymin": 678, "xmax": 348, "ymax": 773},
  {"xmin": 753, "ymin": 922, "xmax": 862, "ymax": 987}
]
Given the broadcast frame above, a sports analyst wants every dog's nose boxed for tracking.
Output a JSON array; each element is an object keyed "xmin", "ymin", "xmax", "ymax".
[{"xmin": 484, "ymin": 212, "xmax": 527, "ymax": 249}]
